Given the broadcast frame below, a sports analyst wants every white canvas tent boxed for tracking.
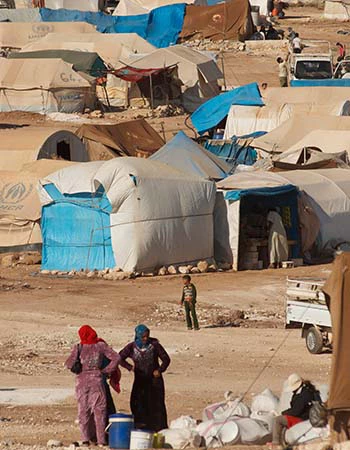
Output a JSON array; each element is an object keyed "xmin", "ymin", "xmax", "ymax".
[
  {"xmin": 0, "ymin": 159, "xmax": 75, "ymax": 250},
  {"xmin": 113, "ymin": 0, "xmax": 200, "ymax": 15},
  {"xmin": 124, "ymin": 45, "xmax": 223, "ymax": 112},
  {"xmin": 39, "ymin": 158, "xmax": 217, "ymax": 272},
  {"xmin": 324, "ymin": 0, "xmax": 350, "ymax": 20},
  {"xmin": 253, "ymin": 115, "xmax": 350, "ymax": 154},
  {"xmin": 0, "ymin": 58, "xmax": 94, "ymax": 114},
  {"xmin": 19, "ymin": 32, "xmax": 155, "ymax": 68},
  {"xmin": 224, "ymin": 87, "xmax": 350, "ymax": 138},
  {"xmin": 0, "ymin": 127, "xmax": 88, "ymax": 171},
  {"xmin": 217, "ymin": 168, "xmax": 350, "ymax": 268},
  {"xmin": 44, "ymin": 0, "xmax": 100, "ymax": 11},
  {"xmin": 0, "ymin": 22, "xmax": 96, "ymax": 49}
]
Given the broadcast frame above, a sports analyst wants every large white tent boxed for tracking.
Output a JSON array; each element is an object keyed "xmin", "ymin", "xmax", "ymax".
[
  {"xmin": 0, "ymin": 22, "xmax": 96, "ymax": 49},
  {"xmin": 217, "ymin": 169, "xmax": 350, "ymax": 269},
  {"xmin": 224, "ymin": 87, "xmax": 350, "ymax": 138},
  {"xmin": 0, "ymin": 58, "xmax": 94, "ymax": 114},
  {"xmin": 19, "ymin": 32, "xmax": 156, "ymax": 68},
  {"xmin": 39, "ymin": 158, "xmax": 216, "ymax": 272}
]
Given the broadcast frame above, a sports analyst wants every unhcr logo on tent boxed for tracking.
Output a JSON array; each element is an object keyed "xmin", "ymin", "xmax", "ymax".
[
  {"xmin": 29, "ymin": 24, "xmax": 54, "ymax": 41},
  {"xmin": 0, "ymin": 183, "xmax": 32, "ymax": 211}
]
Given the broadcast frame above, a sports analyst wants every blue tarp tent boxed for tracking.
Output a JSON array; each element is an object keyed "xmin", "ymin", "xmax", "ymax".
[
  {"xmin": 150, "ymin": 131, "xmax": 231, "ymax": 179},
  {"xmin": 190, "ymin": 82, "xmax": 265, "ymax": 135},
  {"xmin": 39, "ymin": 3, "xmax": 185, "ymax": 48},
  {"xmin": 41, "ymin": 184, "xmax": 115, "ymax": 271}
]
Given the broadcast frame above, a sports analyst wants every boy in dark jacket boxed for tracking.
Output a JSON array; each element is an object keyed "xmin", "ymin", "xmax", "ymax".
[{"xmin": 180, "ymin": 275, "xmax": 199, "ymax": 331}]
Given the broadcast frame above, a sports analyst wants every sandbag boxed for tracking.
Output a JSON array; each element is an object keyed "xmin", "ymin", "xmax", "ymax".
[
  {"xmin": 251, "ymin": 388, "xmax": 280, "ymax": 414},
  {"xmin": 160, "ymin": 428, "xmax": 202, "ymax": 449},
  {"xmin": 250, "ymin": 411, "xmax": 275, "ymax": 432},
  {"xmin": 196, "ymin": 419, "xmax": 240, "ymax": 448},
  {"xmin": 170, "ymin": 416, "xmax": 197, "ymax": 431},
  {"xmin": 203, "ymin": 398, "xmax": 250, "ymax": 422},
  {"xmin": 234, "ymin": 417, "xmax": 271, "ymax": 445},
  {"xmin": 285, "ymin": 420, "xmax": 329, "ymax": 445}
]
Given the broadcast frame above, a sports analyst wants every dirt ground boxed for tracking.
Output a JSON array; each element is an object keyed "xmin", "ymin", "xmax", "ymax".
[
  {"xmin": 0, "ymin": 263, "xmax": 332, "ymax": 448},
  {"xmin": 0, "ymin": 5, "xmax": 345, "ymax": 448}
]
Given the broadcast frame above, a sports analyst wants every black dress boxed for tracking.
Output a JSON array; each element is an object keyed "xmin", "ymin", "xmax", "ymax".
[{"xmin": 119, "ymin": 338, "xmax": 171, "ymax": 431}]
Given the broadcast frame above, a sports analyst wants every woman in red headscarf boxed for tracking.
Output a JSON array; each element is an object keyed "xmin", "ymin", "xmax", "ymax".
[{"xmin": 66, "ymin": 325, "xmax": 121, "ymax": 447}]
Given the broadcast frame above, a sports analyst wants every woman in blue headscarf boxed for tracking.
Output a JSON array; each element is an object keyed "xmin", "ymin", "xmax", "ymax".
[{"xmin": 119, "ymin": 324, "xmax": 170, "ymax": 431}]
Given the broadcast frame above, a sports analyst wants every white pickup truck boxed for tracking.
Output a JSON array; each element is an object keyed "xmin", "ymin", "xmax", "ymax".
[
  {"xmin": 285, "ymin": 277, "xmax": 332, "ymax": 354},
  {"xmin": 289, "ymin": 40, "xmax": 333, "ymax": 82}
]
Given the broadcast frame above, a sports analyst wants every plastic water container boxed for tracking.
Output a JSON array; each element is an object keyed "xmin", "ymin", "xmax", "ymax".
[
  {"xmin": 130, "ymin": 430, "xmax": 154, "ymax": 449},
  {"xmin": 108, "ymin": 413, "xmax": 134, "ymax": 449}
]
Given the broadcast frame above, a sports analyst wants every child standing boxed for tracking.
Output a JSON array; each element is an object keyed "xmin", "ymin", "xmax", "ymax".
[{"xmin": 180, "ymin": 275, "xmax": 199, "ymax": 331}]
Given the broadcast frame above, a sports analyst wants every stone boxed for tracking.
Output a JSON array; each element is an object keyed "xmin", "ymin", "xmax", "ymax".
[
  {"xmin": 190, "ymin": 267, "xmax": 200, "ymax": 274},
  {"xmin": 167, "ymin": 265, "xmax": 177, "ymax": 275},
  {"xmin": 41, "ymin": 270, "xmax": 50, "ymax": 275},
  {"xmin": 86, "ymin": 271, "xmax": 96, "ymax": 278},
  {"xmin": 18, "ymin": 252, "xmax": 41, "ymax": 265},
  {"xmin": 158, "ymin": 266, "xmax": 167, "ymax": 276},
  {"xmin": 0, "ymin": 254, "xmax": 17, "ymax": 267},
  {"xmin": 178, "ymin": 266, "xmax": 190, "ymax": 274},
  {"xmin": 68, "ymin": 270, "xmax": 76, "ymax": 276},
  {"xmin": 47, "ymin": 440, "xmax": 63, "ymax": 447},
  {"xmin": 218, "ymin": 262, "xmax": 232, "ymax": 271},
  {"xmin": 89, "ymin": 109, "xmax": 104, "ymax": 119},
  {"xmin": 110, "ymin": 272, "xmax": 129, "ymax": 281},
  {"xmin": 208, "ymin": 264, "xmax": 217, "ymax": 272},
  {"xmin": 111, "ymin": 267, "xmax": 122, "ymax": 272},
  {"xmin": 197, "ymin": 260, "xmax": 209, "ymax": 273},
  {"xmin": 50, "ymin": 270, "xmax": 59, "ymax": 275},
  {"xmin": 142, "ymin": 272, "xmax": 155, "ymax": 277}
]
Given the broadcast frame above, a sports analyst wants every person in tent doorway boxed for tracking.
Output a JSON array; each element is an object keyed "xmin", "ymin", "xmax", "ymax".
[
  {"xmin": 277, "ymin": 57, "xmax": 288, "ymax": 87},
  {"xmin": 267, "ymin": 209, "xmax": 288, "ymax": 268},
  {"xmin": 119, "ymin": 325, "xmax": 171, "ymax": 432},
  {"xmin": 65, "ymin": 325, "xmax": 122, "ymax": 447},
  {"xmin": 271, "ymin": 374, "xmax": 320, "ymax": 447},
  {"xmin": 180, "ymin": 275, "xmax": 200, "ymax": 331}
]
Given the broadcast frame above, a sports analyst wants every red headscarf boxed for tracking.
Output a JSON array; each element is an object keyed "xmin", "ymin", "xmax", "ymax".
[{"xmin": 78, "ymin": 325, "xmax": 101, "ymax": 345}]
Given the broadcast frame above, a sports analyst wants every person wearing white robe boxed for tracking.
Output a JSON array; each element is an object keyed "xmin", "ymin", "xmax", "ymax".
[{"xmin": 267, "ymin": 210, "xmax": 288, "ymax": 268}]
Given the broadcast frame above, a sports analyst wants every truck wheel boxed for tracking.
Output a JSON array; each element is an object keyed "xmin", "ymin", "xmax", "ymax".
[{"xmin": 305, "ymin": 327, "xmax": 324, "ymax": 354}]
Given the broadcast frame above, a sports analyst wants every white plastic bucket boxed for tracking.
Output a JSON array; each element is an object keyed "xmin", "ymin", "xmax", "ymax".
[{"xmin": 130, "ymin": 430, "xmax": 153, "ymax": 449}]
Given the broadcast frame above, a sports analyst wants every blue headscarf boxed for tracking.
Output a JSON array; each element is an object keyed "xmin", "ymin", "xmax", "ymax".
[{"xmin": 135, "ymin": 324, "xmax": 150, "ymax": 349}]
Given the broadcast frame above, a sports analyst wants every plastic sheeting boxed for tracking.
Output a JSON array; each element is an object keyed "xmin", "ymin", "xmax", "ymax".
[
  {"xmin": 40, "ymin": 158, "xmax": 216, "ymax": 272},
  {"xmin": 39, "ymin": 3, "xmax": 186, "ymax": 48},
  {"xmin": 150, "ymin": 131, "xmax": 230, "ymax": 179},
  {"xmin": 191, "ymin": 83, "xmax": 264, "ymax": 135},
  {"xmin": 291, "ymin": 79, "xmax": 350, "ymax": 87},
  {"xmin": 41, "ymin": 184, "xmax": 115, "ymax": 271}
]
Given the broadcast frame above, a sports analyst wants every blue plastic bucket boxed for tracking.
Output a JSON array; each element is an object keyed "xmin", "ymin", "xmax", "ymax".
[{"xmin": 108, "ymin": 413, "xmax": 134, "ymax": 449}]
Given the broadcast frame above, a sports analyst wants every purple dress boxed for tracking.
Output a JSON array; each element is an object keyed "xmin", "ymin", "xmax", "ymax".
[
  {"xmin": 66, "ymin": 342, "xmax": 120, "ymax": 445},
  {"xmin": 120, "ymin": 338, "xmax": 171, "ymax": 432}
]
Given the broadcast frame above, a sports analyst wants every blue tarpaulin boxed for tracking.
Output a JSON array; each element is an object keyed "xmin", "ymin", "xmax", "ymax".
[
  {"xmin": 41, "ymin": 184, "xmax": 115, "ymax": 271},
  {"xmin": 39, "ymin": 3, "xmax": 186, "ymax": 48},
  {"xmin": 224, "ymin": 185, "xmax": 296, "ymax": 201},
  {"xmin": 291, "ymin": 79, "xmax": 350, "ymax": 87},
  {"xmin": 204, "ymin": 132, "xmax": 266, "ymax": 167},
  {"xmin": 190, "ymin": 82, "xmax": 264, "ymax": 135}
]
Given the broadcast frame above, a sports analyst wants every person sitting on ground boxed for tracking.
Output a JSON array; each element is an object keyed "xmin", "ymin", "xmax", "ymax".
[
  {"xmin": 276, "ymin": 57, "xmax": 288, "ymax": 87},
  {"xmin": 271, "ymin": 374, "xmax": 320, "ymax": 446},
  {"xmin": 287, "ymin": 27, "xmax": 297, "ymax": 42},
  {"xmin": 336, "ymin": 42, "xmax": 346, "ymax": 62},
  {"xmin": 180, "ymin": 275, "xmax": 200, "ymax": 331},
  {"xmin": 292, "ymin": 33, "xmax": 302, "ymax": 53},
  {"xmin": 266, "ymin": 24, "xmax": 280, "ymax": 40}
]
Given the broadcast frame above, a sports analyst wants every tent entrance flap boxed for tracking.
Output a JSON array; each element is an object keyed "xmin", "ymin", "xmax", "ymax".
[{"xmin": 225, "ymin": 186, "xmax": 299, "ymax": 271}]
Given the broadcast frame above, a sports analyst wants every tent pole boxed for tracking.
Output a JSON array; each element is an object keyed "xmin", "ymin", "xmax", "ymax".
[{"xmin": 149, "ymin": 74, "xmax": 154, "ymax": 111}]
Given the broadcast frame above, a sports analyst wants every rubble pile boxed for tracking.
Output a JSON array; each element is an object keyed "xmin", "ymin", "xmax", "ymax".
[
  {"xmin": 185, "ymin": 40, "xmax": 245, "ymax": 52},
  {"xmin": 147, "ymin": 302, "xmax": 283, "ymax": 328}
]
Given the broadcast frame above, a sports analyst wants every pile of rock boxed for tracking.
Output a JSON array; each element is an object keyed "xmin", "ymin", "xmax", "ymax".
[
  {"xmin": 39, "ymin": 261, "xmax": 232, "ymax": 280},
  {"xmin": 153, "ymin": 104, "xmax": 185, "ymax": 118},
  {"xmin": 0, "ymin": 252, "xmax": 41, "ymax": 268},
  {"xmin": 184, "ymin": 40, "xmax": 245, "ymax": 52}
]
